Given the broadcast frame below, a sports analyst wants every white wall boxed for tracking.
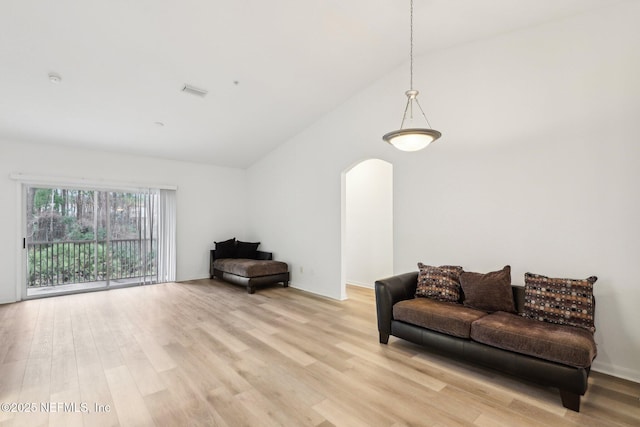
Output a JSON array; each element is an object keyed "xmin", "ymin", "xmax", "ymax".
[
  {"xmin": 0, "ymin": 139, "xmax": 247, "ymax": 304},
  {"xmin": 247, "ymin": 2, "xmax": 640, "ymax": 381},
  {"xmin": 345, "ymin": 159, "xmax": 393, "ymax": 288}
]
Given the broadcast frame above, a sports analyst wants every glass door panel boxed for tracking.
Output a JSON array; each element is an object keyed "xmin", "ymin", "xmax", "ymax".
[
  {"xmin": 107, "ymin": 191, "xmax": 158, "ymax": 287},
  {"xmin": 25, "ymin": 187, "xmax": 107, "ymax": 297},
  {"xmin": 25, "ymin": 186, "xmax": 158, "ymax": 298}
]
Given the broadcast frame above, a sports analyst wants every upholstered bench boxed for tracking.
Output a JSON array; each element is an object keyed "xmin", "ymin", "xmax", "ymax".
[{"xmin": 210, "ymin": 247, "xmax": 289, "ymax": 294}]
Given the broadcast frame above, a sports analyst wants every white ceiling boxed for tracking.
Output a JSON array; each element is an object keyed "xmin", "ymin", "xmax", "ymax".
[{"xmin": 0, "ymin": 0, "xmax": 625, "ymax": 168}]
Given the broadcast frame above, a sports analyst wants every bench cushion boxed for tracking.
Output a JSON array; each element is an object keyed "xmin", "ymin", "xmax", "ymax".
[
  {"xmin": 214, "ymin": 259, "xmax": 288, "ymax": 278},
  {"xmin": 470, "ymin": 311, "xmax": 597, "ymax": 368},
  {"xmin": 393, "ymin": 298, "xmax": 488, "ymax": 338}
]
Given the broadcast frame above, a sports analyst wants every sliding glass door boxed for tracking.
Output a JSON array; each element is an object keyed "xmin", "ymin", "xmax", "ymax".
[
  {"xmin": 106, "ymin": 190, "xmax": 157, "ymax": 288},
  {"xmin": 25, "ymin": 186, "xmax": 159, "ymax": 298}
]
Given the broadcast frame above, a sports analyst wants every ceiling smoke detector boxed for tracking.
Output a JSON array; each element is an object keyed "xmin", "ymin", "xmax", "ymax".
[
  {"xmin": 182, "ymin": 84, "xmax": 208, "ymax": 98},
  {"xmin": 48, "ymin": 72, "xmax": 62, "ymax": 84}
]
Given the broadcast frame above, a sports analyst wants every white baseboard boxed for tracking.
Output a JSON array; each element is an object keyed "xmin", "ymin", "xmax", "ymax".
[
  {"xmin": 289, "ymin": 284, "xmax": 346, "ymax": 301},
  {"xmin": 592, "ymin": 360, "xmax": 640, "ymax": 383},
  {"xmin": 346, "ymin": 280, "xmax": 374, "ymax": 289}
]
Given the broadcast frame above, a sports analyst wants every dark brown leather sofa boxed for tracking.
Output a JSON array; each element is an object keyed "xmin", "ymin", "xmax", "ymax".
[
  {"xmin": 375, "ymin": 272, "xmax": 596, "ymax": 412},
  {"xmin": 210, "ymin": 249, "xmax": 289, "ymax": 294}
]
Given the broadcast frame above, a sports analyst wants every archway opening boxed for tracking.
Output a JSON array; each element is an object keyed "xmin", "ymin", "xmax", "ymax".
[{"xmin": 340, "ymin": 159, "xmax": 393, "ymax": 299}]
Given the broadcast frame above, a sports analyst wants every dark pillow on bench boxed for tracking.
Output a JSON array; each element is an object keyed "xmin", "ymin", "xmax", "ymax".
[
  {"xmin": 215, "ymin": 238, "xmax": 236, "ymax": 259},
  {"xmin": 237, "ymin": 240, "xmax": 260, "ymax": 259}
]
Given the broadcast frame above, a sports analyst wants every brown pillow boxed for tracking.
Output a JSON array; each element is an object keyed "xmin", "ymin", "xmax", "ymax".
[
  {"xmin": 459, "ymin": 266, "xmax": 515, "ymax": 313},
  {"xmin": 415, "ymin": 263, "xmax": 464, "ymax": 302},
  {"xmin": 523, "ymin": 272, "xmax": 597, "ymax": 332}
]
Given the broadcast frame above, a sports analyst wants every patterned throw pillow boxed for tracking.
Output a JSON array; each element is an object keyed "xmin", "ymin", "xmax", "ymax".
[
  {"xmin": 416, "ymin": 263, "xmax": 464, "ymax": 302},
  {"xmin": 523, "ymin": 272, "xmax": 597, "ymax": 332}
]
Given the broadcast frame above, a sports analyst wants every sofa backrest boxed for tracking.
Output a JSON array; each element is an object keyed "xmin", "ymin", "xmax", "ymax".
[
  {"xmin": 512, "ymin": 286, "xmax": 526, "ymax": 314},
  {"xmin": 255, "ymin": 250, "xmax": 273, "ymax": 260},
  {"xmin": 212, "ymin": 249, "xmax": 273, "ymax": 261}
]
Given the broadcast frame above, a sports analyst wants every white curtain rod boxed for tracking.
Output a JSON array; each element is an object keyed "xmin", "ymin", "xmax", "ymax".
[{"xmin": 8, "ymin": 173, "xmax": 178, "ymax": 192}]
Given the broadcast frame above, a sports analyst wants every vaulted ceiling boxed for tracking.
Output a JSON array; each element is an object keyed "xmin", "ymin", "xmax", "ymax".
[{"xmin": 0, "ymin": 0, "xmax": 624, "ymax": 168}]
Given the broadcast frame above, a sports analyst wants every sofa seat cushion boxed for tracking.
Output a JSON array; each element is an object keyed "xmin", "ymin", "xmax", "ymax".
[
  {"xmin": 393, "ymin": 298, "xmax": 488, "ymax": 339},
  {"xmin": 470, "ymin": 311, "xmax": 597, "ymax": 368},
  {"xmin": 214, "ymin": 259, "xmax": 288, "ymax": 278}
]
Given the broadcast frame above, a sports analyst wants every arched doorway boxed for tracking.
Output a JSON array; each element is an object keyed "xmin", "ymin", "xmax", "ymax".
[{"xmin": 340, "ymin": 159, "xmax": 393, "ymax": 299}]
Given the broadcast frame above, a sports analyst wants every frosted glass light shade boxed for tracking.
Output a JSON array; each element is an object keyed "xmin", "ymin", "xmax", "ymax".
[{"xmin": 382, "ymin": 128, "xmax": 442, "ymax": 152}]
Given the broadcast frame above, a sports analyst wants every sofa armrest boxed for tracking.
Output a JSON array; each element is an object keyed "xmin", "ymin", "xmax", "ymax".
[{"xmin": 375, "ymin": 272, "xmax": 419, "ymax": 344}]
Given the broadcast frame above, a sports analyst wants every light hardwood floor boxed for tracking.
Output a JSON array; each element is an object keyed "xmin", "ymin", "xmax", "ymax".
[{"xmin": 0, "ymin": 280, "xmax": 638, "ymax": 426}]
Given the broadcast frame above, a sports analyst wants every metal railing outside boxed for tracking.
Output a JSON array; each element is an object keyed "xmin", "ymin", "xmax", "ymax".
[{"xmin": 27, "ymin": 239, "xmax": 156, "ymax": 287}]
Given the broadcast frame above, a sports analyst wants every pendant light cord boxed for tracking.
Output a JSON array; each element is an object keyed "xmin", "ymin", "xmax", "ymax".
[{"xmin": 410, "ymin": 0, "xmax": 414, "ymax": 90}]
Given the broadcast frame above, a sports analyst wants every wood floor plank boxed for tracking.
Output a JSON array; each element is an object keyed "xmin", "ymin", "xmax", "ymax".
[
  {"xmin": 259, "ymin": 302, "xmax": 311, "ymax": 323},
  {"xmin": 12, "ymin": 386, "xmax": 50, "ymax": 427},
  {"xmin": 47, "ymin": 388, "xmax": 84, "ymax": 427},
  {"xmin": 229, "ymin": 309, "xmax": 280, "ymax": 335},
  {"xmin": 344, "ymin": 357, "xmax": 475, "ymax": 426},
  {"xmin": 158, "ymin": 367, "xmax": 227, "ymax": 426},
  {"xmin": 205, "ymin": 386, "xmax": 268, "ymax": 427},
  {"xmin": 246, "ymin": 327, "xmax": 317, "ymax": 367},
  {"xmin": 133, "ymin": 333, "xmax": 177, "ymax": 373},
  {"xmin": 161, "ymin": 341, "xmax": 229, "ymax": 394},
  {"xmin": 336, "ymin": 341, "xmax": 447, "ymax": 391},
  {"xmin": 22, "ymin": 356, "xmax": 52, "ymax": 390},
  {"xmin": 143, "ymin": 389, "xmax": 190, "ymax": 427},
  {"xmin": 235, "ymin": 388, "xmax": 304, "ymax": 426},
  {"xmin": 50, "ymin": 351, "xmax": 79, "ymax": 395},
  {"xmin": 198, "ymin": 320, "xmax": 250, "ymax": 353},
  {"xmin": 313, "ymin": 398, "xmax": 371, "ymax": 427},
  {"xmin": 2, "ymin": 338, "xmax": 33, "ymax": 364},
  {"xmin": 104, "ymin": 365, "xmax": 155, "ymax": 427},
  {"xmin": 75, "ymin": 349, "xmax": 120, "ymax": 427},
  {"xmin": 0, "ymin": 360, "xmax": 27, "ymax": 392},
  {"xmin": 120, "ymin": 342, "xmax": 166, "ymax": 397},
  {"xmin": 233, "ymin": 351, "xmax": 326, "ymax": 425},
  {"xmin": 1, "ymin": 280, "xmax": 638, "ymax": 427},
  {"xmin": 87, "ymin": 305, "xmax": 124, "ymax": 371}
]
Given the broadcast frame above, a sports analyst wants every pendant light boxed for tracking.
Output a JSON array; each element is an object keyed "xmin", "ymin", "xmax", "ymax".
[{"xmin": 383, "ymin": 0, "xmax": 441, "ymax": 152}]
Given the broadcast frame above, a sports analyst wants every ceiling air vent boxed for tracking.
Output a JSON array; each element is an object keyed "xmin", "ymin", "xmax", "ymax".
[{"xmin": 182, "ymin": 84, "xmax": 208, "ymax": 98}]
